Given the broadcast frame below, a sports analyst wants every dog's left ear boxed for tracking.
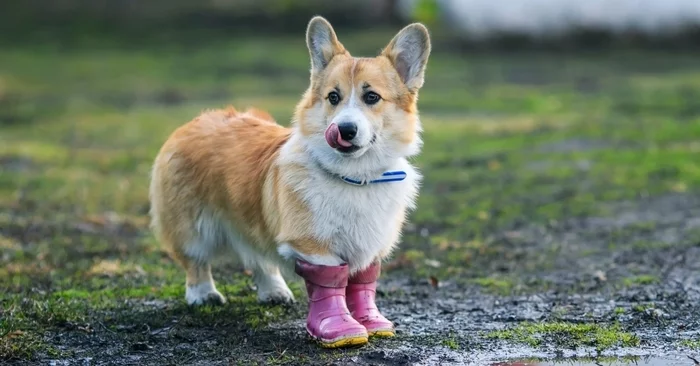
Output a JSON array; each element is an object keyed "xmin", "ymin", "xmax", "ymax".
[{"xmin": 381, "ymin": 23, "xmax": 431, "ymax": 92}]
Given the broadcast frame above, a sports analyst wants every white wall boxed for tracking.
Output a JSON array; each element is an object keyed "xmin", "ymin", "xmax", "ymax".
[{"xmin": 397, "ymin": 0, "xmax": 700, "ymax": 40}]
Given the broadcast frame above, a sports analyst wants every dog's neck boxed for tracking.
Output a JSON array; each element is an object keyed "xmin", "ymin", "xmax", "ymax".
[{"xmin": 312, "ymin": 158, "xmax": 407, "ymax": 186}]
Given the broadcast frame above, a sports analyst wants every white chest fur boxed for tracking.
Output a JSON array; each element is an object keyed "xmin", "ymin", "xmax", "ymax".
[
  {"xmin": 277, "ymin": 143, "xmax": 421, "ymax": 271},
  {"xmin": 304, "ymin": 161, "xmax": 420, "ymax": 271}
]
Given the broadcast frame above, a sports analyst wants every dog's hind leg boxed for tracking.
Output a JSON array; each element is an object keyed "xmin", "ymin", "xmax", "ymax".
[
  {"xmin": 184, "ymin": 260, "xmax": 226, "ymax": 306},
  {"xmin": 167, "ymin": 245, "xmax": 226, "ymax": 306}
]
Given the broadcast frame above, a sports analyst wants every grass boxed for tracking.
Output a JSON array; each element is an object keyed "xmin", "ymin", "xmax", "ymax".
[
  {"xmin": 622, "ymin": 275, "xmax": 659, "ymax": 287},
  {"xmin": 1, "ymin": 25, "xmax": 700, "ymax": 363},
  {"xmin": 680, "ymin": 339, "xmax": 700, "ymax": 350},
  {"xmin": 471, "ymin": 277, "xmax": 516, "ymax": 295},
  {"xmin": 486, "ymin": 322, "xmax": 641, "ymax": 352},
  {"xmin": 441, "ymin": 336, "xmax": 460, "ymax": 350}
]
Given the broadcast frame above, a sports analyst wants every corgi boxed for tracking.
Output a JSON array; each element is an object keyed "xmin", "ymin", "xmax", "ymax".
[{"xmin": 148, "ymin": 16, "xmax": 431, "ymax": 348}]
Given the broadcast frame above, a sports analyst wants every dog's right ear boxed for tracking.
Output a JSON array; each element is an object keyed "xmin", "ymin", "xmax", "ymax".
[{"xmin": 306, "ymin": 16, "xmax": 347, "ymax": 75}]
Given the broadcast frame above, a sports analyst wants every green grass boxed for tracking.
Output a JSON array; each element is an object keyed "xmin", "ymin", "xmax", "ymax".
[
  {"xmin": 622, "ymin": 275, "xmax": 660, "ymax": 287},
  {"xmin": 680, "ymin": 339, "xmax": 700, "ymax": 350},
  {"xmin": 441, "ymin": 335, "xmax": 460, "ymax": 350},
  {"xmin": 632, "ymin": 303, "xmax": 656, "ymax": 313},
  {"xmin": 471, "ymin": 277, "xmax": 516, "ymax": 295},
  {"xmin": 1, "ymin": 26, "xmax": 700, "ymax": 361},
  {"xmin": 486, "ymin": 322, "xmax": 640, "ymax": 352}
]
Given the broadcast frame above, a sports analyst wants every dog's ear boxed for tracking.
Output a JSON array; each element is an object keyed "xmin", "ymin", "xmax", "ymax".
[
  {"xmin": 381, "ymin": 23, "xmax": 431, "ymax": 92},
  {"xmin": 306, "ymin": 16, "xmax": 347, "ymax": 75}
]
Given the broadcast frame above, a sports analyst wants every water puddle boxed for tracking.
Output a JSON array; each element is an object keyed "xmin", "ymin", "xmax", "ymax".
[{"xmin": 492, "ymin": 356, "xmax": 698, "ymax": 366}]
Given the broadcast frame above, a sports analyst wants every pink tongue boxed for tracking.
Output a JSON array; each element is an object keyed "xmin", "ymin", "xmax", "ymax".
[
  {"xmin": 325, "ymin": 124, "xmax": 340, "ymax": 148},
  {"xmin": 324, "ymin": 124, "xmax": 353, "ymax": 148},
  {"xmin": 336, "ymin": 133, "xmax": 353, "ymax": 147}
]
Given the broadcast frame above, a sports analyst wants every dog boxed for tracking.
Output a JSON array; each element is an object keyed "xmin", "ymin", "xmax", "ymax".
[{"xmin": 148, "ymin": 16, "xmax": 431, "ymax": 348}]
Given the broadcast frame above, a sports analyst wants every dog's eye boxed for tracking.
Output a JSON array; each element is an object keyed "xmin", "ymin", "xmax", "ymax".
[
  {"xmin": 327, "ymin": 92, "xmax": 341, "ymax": 106},
  {"xmin": 363, "ymin": 92, "xmax": 381, "ymax": 105}
]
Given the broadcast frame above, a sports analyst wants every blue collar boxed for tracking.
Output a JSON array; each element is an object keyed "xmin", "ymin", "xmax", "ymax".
[
  {"xmin": 314, "ymin": 160, "xmax": 407, "ymax": 186},
  {"xmin": 340, "ymin": 170, "xmax": 407, "ymax": 186}
]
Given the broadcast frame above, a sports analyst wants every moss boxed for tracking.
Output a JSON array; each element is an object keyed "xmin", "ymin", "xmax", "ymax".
[
  {"xmin": 53, "ymin": 289, "xmax": 93, "ymax": 300},
  {"xmin": 0, "ymin": 303, "xmax": 68, "ymax": 361},
  {"xmin": 486, "ymin": 322, "xmax": 640, "ymax": 352},
  {"xmin": 680, "ymin": 339, "xmax": 700, "ymax": 350},
  {"xmin": 441, "ymin": 332, "xmax": 460, "ymax": 350},
  {"xmin": 632, "ymin": 303, "xmax": 655, "ymax": 313},
  {"xmin": 622, "ymin": 275, "xmax": 659, "ymax": 287},
  {"xmin": 52, "ymin": 284, "xmax": 185, "ymax": 302},
  {"xmin": 471, "ymin": 277, "xmax": 516, "ymax": 296},
  {"xmin": 442, "ymin": 338, "xmax": 459, "ymax": 350},
  {"xmin": 0, "ymin": 330, "xmax": 61, "ymax": 361}
]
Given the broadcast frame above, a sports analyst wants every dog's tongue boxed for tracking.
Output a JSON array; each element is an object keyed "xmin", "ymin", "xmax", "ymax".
[{"xmin": 324, "ymin": 124, "xmax": 353, "ymax": 148}]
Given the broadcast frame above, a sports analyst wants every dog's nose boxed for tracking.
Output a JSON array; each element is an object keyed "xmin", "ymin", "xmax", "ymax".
[{"xmin": 337, "ymin": 122, "xmax": 357, "ymax": 141}]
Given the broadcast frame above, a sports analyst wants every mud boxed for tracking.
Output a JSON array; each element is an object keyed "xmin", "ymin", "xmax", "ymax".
[{"xmin": 2, "ymin": 193, "xmax": 695, "ymax": 366}]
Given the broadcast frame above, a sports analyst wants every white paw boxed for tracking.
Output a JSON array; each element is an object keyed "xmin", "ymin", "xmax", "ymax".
[
  {"xmin": 257, "ymin": 285, "xmax": 295, "ymax": 304},
  {"xmin": 186, "ymin": 282, "xmax": 226, "ymax": 306}
]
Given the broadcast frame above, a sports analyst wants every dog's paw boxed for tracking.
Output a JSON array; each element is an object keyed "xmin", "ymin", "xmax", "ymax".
[
  {"xmin": 186, "ymin": 283, "xmax": 226, "ymax": 306},
  {"xmin": 188, "ymin": 291, "xmax": 226, "ymax": 306},
  {"xmin": 258, "ymin": 286, "xmax": 295, "ymax": 305}
]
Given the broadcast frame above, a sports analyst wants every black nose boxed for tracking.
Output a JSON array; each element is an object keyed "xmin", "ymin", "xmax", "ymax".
[{"xmin": 337, "ymin": 122, "xmax": 357, "ymax": 141}]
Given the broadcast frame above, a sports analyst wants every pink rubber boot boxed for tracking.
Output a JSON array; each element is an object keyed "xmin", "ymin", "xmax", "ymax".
[
  {"xmin": 346, "ymin": 261, "xmax": 395, "ymax": 337},
  {"xmin": 294, "ymin": 259, "xmax": 368, "ymax": 348}
]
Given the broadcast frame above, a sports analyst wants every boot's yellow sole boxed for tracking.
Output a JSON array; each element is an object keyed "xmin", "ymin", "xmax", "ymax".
[
  {"xmin": 369, "ymin": 330, "xmax": 395, "ymax": 338},
  {"xmin": 319, "ymin": 335, "xmax": 369, "ymax": 348}
]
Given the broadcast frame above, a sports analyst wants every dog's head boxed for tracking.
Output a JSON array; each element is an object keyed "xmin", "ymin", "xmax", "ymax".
[{"xmin": 293, "ymin": 16, "xmax": 431, "ymax": 179}]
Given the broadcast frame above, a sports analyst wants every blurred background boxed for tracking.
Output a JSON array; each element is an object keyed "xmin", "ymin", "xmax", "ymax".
[{"xmin": 2, "ymin": 0, "xmax": 700, "ymax": 363}]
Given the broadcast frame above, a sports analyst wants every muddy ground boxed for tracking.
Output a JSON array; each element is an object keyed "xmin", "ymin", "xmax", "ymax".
[
  {"xmin": 7, "ymin": 194, "xmax": 699, "ymax": 366},
  {"xmin": 2, "ymin": 25, "xmax": 700, "ymax": 366}
]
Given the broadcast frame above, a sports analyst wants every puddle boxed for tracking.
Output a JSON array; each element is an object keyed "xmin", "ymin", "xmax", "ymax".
[{"xmin": 493, "ymin": 356, "xmax": 698, "ymax": 366}]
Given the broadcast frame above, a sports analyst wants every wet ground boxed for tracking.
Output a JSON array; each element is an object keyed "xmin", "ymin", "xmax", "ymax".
[
  {"xmin": 3, "ymin": 179, "xmax": 698, "ymax": 366},
  {"xmin": 2, "ymin": 28, "xmax": 700, "ymax": 365}
]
